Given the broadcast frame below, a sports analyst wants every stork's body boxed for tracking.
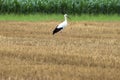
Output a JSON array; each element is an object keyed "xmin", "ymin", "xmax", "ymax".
[{"xmin": 53, "ymin": 14, "xmax": 68, "ymax": 35}]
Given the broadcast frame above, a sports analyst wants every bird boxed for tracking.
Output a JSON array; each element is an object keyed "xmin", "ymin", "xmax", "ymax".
[{"xmin": 52, "ymin": 14, "xmax": 69, "ymax": 35}]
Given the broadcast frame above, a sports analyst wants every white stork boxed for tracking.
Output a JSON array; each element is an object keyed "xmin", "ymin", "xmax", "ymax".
[{"xmin": 53, "ymin": 14, "xmax": 69, "ymax": 35}]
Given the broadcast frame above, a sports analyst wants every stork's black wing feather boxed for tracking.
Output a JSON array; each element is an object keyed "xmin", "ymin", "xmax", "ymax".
[{"xmin": 53, "ymin": 27, "xmax": 63, "ymax": 35}]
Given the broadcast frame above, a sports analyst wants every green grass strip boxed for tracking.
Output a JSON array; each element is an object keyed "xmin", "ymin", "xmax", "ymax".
[{"xmin": 0, "ymin": 14, "xmax": 120, "ymax": 22}]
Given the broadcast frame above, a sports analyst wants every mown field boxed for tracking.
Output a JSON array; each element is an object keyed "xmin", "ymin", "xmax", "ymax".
[{"xmin": 0, "ymin": 20, "xmax": 120, "ymax": 80}]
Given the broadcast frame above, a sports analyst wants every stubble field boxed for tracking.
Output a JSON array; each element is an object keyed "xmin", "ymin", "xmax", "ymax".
[{"xmin": 0, "ymin": 21, "xmax": 120, "ymax": 80}]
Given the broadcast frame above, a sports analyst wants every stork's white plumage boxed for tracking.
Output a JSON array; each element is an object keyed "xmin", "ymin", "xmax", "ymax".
[{"xmin": 53, "ymin": 14, "xmax": 68, "ymax": 35}]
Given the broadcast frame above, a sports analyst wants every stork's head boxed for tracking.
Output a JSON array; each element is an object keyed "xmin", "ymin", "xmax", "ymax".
[
  {"xmin": 64, "ymin": 14, "xmax": 71, "ymax": 19},
  {"xmin": 64, "ymin": 14, "xmax": 68, "ymax": 17}
]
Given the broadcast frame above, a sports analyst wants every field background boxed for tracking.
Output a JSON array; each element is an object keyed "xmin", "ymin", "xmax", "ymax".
[
  {"xmin": 0, "ymin": 0, "xmax": 120, "ymax": 80},
  {"xmin": 0, "ymin": 0, "xmax": 120, "ymax": 14},
  {"xmin": 0, "ymin": 15, "xmax": 120, "ymax": 79}
]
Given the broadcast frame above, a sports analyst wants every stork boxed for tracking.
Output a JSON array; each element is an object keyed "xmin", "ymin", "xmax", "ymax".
[{"xmin": 52, "ymin": 14, "xmax": 69, "ymax": 35}]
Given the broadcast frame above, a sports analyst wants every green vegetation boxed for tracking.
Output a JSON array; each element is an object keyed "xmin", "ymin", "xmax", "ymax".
[
  {"xmin": 0, "ymin": 0, "xmax": 120, "ymax": 14},
  {"xmin": 0, "ymin": 14, "xmax": 120, "ymax": 21}
]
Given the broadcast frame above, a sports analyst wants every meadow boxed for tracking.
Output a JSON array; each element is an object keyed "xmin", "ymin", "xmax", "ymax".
[
  {"xmin": 0, "ymin": 14, "xmax": 120, "ymax": 21},
  {"xmin": 0, "ymin": 14, "xmax": 120, "ymax": 80}
]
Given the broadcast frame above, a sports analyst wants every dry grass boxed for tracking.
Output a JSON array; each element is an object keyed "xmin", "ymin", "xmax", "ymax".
[{"xmin": 0, "ymin": 21, "xmax": 120, "ymax": 80}]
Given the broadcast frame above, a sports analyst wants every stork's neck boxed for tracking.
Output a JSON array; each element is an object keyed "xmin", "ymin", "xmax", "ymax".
[{"xmin": 64, "ymin": 16, "xmax": 67, "ymax": 22}]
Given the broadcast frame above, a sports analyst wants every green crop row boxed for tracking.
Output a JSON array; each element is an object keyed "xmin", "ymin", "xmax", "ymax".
[{"xmin": 0, "ymin": 0, "xmax": 120, "ymax": 14}]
